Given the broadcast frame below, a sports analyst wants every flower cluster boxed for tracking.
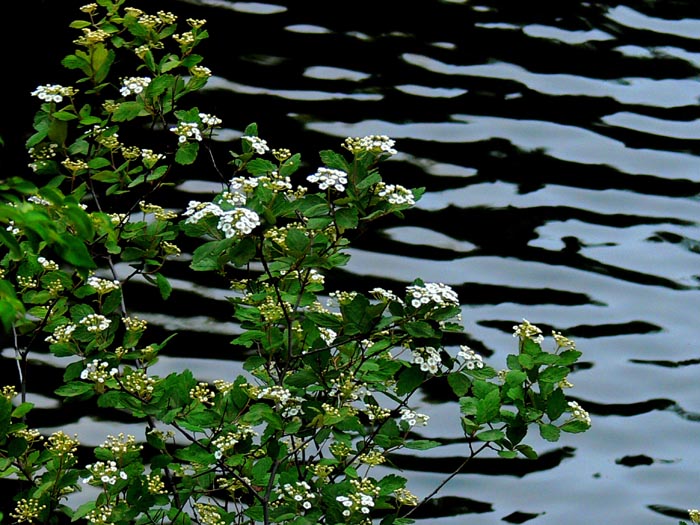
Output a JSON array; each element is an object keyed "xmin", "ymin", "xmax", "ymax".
[
  {"xmin": 195, "ymin": 503, "xmax": 225, "ymax": 525},
  {"xmin": 688, "ymin": 509, "xmax": 700, "ymax": 524},
  {"xmin": 79, "ymin": 313, "xmax": 112, "ymax": 333},
  {"xmin": 375, "ymin": 182, "xmax": 415, "ymax": 206},
  {"xmin": 406, "ymin": 282, "xmax": 459, "ymax": 309},
  {"xmin": 147, "ymin": 473, "xmax": 168, "ymax": 494},
  {"xmin": 121, "ymin": 368, "xmax": 157, "ymax": 400},
  {"xmin": 10, "ymin": 498, "xmax": 46, "ymax": 523},
  {"xmin": 170, "ymin": 121, "xmax": 202, "ymax": 143},
  {"xmin": 336, "ymin": 479, "xmax": 379, "ymax": 521},
  {"xmin": 81, "ymin": 360, "xmax": 118, "ymax": 383},
  {"xmin": 400, "ymin": 407, "xmax": 430, "ymax": 427},
  {"xmin": 342, "ymin": 135, "xmax": 397, "ymax": 155},
  {"xmin": 100, "ymin": 433, "xmax": 143, "ymax": 458},
  {"xmin": 457, "ymin": 345, "xmax": 484, "ymax": 370},
  {"xmin": 37, "ymin": 256, "xmax": 59, "ymax": 270},
  {"xmin": 217, "ymin": 208, "xmax": 261, "ymax": 239},
  {"xmin": 513, "ymin": 318, "xmax": 544, "ymax": 344},
  {"xmin": 31, "ymin": 84, "xmax": 77, "ymax": 103},
  {"xmin": 275, "ymin": 481, "xmax": 317, "ymax": 511},
  {"xmin": 45, "ymin": 323, "xmax": 77, "ymax": 344},
  {"xmin": 241, "ymin": 135, "xmax": 269, "ymax": 155},
  {"xmin": 182, "ymin": 199, "xmax": 260, "ymax": 239},
  {"xmin": 567, "ymin": 401, "xmax": 591, "ymax": 426},
  {"xmin": 119, "ymin": 76, "xmax": 151, "ymax": 96},
  {"xmin": 87, "ymin": 275, "xmax": 120, "ymax": 294},
  {"xmin": 140, "ymin": 200, "xmax": 178, "ymax": 220},
  {"xmin": 411, "ymin": 346, "xmax": 443, "ymax": 374},
  {"xmin": 122, "ymin": 315, "xmax": 148, "ymax": 332},
  {"xmin": 552, "ymin": 330, "xmax": 576, "ymax": 350},
  {"xmin": 307, "ymin": 167, "xmax": 347, "ymax": 192},
  {"xmin": 199, "ymin": 112, "xmax": 222, "ymax": 127},
  {"xmin": 256, "ymin": 386, "xmax": 304, "ymax": 418},
  {"xmin": 190, "ymin": 382, "xmax": 216, "ymax": 405},
  {"xmin": 84, "ymin": 504, "xmax": 113, "ymax": 525},
  {"xmin": 82, "ymin": 460, "xmax": 128, "ymax": 486},
  {"xmin": 46, "ymin": 431, "xmax": 80, "ymax": 460}
]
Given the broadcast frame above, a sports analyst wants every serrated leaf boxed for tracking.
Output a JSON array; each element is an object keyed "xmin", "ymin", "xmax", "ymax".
[
  {"xmin": 395, "ymin": 366, "xmax": 425, "ymax": 396},
  {"xmin": 112, "ymin": 101, "xmax": 144, "ymax": 122},
  {"xmin": 404, "ymin": 439, "xmax": 442, "ymax": 450},
  {"xmin": 538, "ymin": 365, "xmax": 569, "ymax": 383},
  {"xmin": 476, "ymin": 389, "xmax": 501, "ymax": 424},
  {"xmin": 447, "ymin": 371, "xmax": 471, "ymax": 396},
  {"xmin": 476, "ymin": 429, "xmax": 505, "ymax": 442},
  {"xmin": 561, "ymin": 420, "xmax": 590, "ymax": 433},
  {"xmin": 155, "ymin": 272, "xmax": 172, "ymax": 300},
  {"xmin": 539, "ymin": 423, "xmax": 561, "ymax": 442},
  {"xmin": 319, "ymin": 150, "xmax": 349, "ymax": 171},
  {"xmin": 175, "ymin": 141, "xmax": 199, "ymax": 165}
]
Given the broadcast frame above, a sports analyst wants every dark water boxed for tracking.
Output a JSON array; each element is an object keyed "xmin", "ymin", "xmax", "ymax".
[{"xmin": 4, "ymin": 0, "xmax": 700, "ymax": 523}]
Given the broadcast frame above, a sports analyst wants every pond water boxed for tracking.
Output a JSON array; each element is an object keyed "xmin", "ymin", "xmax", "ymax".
[{"xmin": 4, "ymin": 0, "xmax": 700, "ymax": 523}]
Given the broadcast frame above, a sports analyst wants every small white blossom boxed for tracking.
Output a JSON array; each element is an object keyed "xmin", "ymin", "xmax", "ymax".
[
  {"xmin": 457, "ymin": 345, "xmax": 484, "ymax": 370},
  {"xmin": 119, "ymin": 76, "xmax": 151, "ymax": 96},
  {"xmin": 307, "ymin": 167, "xmax": 347, "ymax": 192},
  {"xmin": 31, "ymin": 84, "xmax": 77, "ymax": 103},
  {"xmin": 79, "ymin": 313, "xmax": 112, "ymax": 333},
  {"xmin": 568, "ymin": 401, "xmax": 591, "ymax": 426},
  {"xmin": 241, "ymin": 135, "xmax": 269, "ymax": 155},
  {"xmin": 513, "ymin": 318, "xmax": 544, "ymax": 344},
  {"xmin": 199, "ymin": 112, "xmax": 222, "ymax": 126},
  {"xmin": 170, "ymin": 121, "xmax": 202, "ymax": 143}
]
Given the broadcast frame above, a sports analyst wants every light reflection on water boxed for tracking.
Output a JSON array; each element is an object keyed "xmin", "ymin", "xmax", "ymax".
[{"xmin": 6, "ymin": 0, "xmax": 700, "ymax": 523}]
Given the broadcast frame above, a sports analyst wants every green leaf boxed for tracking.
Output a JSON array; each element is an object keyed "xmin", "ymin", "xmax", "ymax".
[
  {"xmin": 403, "ymin": 321, "xmax": 437, "ymax": 339},
  {"xmin": 11, "ymin": 402, "xmax": 34, "ymax": 419},
  {"xmin": 557, "ymin": 349, "xmax": 582, "ymax": 366},
  {"xmin": 498, "ymin": 450, "xmax": 519, "ymax": 459},
  {"xmin": 516, "ymin": 444, "xmax": 538, "ymax": 459},
  {"xmin": 56, "ymin": 235, "xmax": 95, "ymax": 269},
  {"xmin": 112, "ymin": 101, "xmax": 144, "ymax": 122},
  {"xmin": 246, "ymin": 158, "xmax": 277, "ymax": 175},
  {"xmin": 404, "ymin": 439, "xmax": 442, "ymax": 450},
  {"xmin": 228, "ymin": 237, "xmax": 256, "ymax": 266},
  {"xmin": 396, "ymin": 366, "xmax": 425, "ymax": 396},
  {"xmin": 546, "ymin": 388, "xmax": 567, "ymax": 420},
  {"xmin": 251, "ymin": 457, "xmax": 273, "ymax": 485},
  {"xmin": 538, "ymin": 366, "xmax": 569, "ymax": 383},
  {"xmin": 476, "ymin": 429, "xmax": 505, "ymax": 442},
  {"xmin": 335, "ymin": 207, "xmax": 358, "ymax": 230},
  {"xmin": 459, "ymin": 396, "xmax": 478, "ymax": 416},
  {"xmin": 52, "ymin": 111, "xmax": 78, "ymax": 121},
  {"xmin": 476, "ymin": 389, "xmax": 501, "ymax": 424},
  {"xmin": 447, "ymin": 371, "xmax": 471, "ymax": 396},
  {"xmin": 55, "ymin": 382, "xmax": 94, "ymax": 397},
  {"xmin": 561, "ymin": 420, "xmax": 590, "ymax": 433},
  {"xmin": 71, "ymin": 501, "xmax": 96, "ymax": 522},
  {"xmin": 539, "ymin": 423, "xmax": 561, "ymax": 442},
  {"xmin": 319, "ymin": 150, "xmax": 349, "ymax": 171},
  {"xmin": 286, "ymin": 228, "xmax": 310, "ymax": 254},
  {"xmin": 155, "ymin": 273, "xmax": 172, "ymax": 300},
  {"xmin": 175, "ymin": 141, "xmax": 199, "ymax": 165},
  {"xmin": 279, "ymin": 153, "xmax": 302, "ymax": 177}
]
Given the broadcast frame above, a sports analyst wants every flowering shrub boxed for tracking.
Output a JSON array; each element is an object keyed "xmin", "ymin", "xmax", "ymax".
[{"xmin": 0, "ymin": 1, "xmax": 592, "ymax": 524}]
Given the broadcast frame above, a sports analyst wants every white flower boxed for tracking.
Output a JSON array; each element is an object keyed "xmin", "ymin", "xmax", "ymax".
[
  {"xmin": 170, "ymin": 122, "xmax": 202, "ymax": 143},
  {"xmin": 199, "ymin": 112, "xmax": 222, "ymax": 126},
  {"xmin": 119, "ymin": 76, "xmax": 151, "ymax": 96},
  {"xmin": 241, "ymin": 135, "xmax": 269, "ymax": 155},
  {"xmin": 457, "ymin": 345, "xmax": 484, "ymax": 370},
  {"xmin": 31, "ymin": 84, "xmax": 77, "ymax": 103},
  {"xmin": 307, "ymin": 167, "xmax": 347, "ymax": 192}
]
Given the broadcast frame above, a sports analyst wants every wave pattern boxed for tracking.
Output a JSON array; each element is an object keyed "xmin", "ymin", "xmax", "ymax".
[{"xmin": 5, "ymin": 0, "xmax": 700, "ymax": 523}]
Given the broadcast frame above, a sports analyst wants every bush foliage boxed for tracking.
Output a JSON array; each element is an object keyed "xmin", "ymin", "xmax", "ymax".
[{"xmin": 0, "ymin": 1, "xmax": 591, "ymax": 524}]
